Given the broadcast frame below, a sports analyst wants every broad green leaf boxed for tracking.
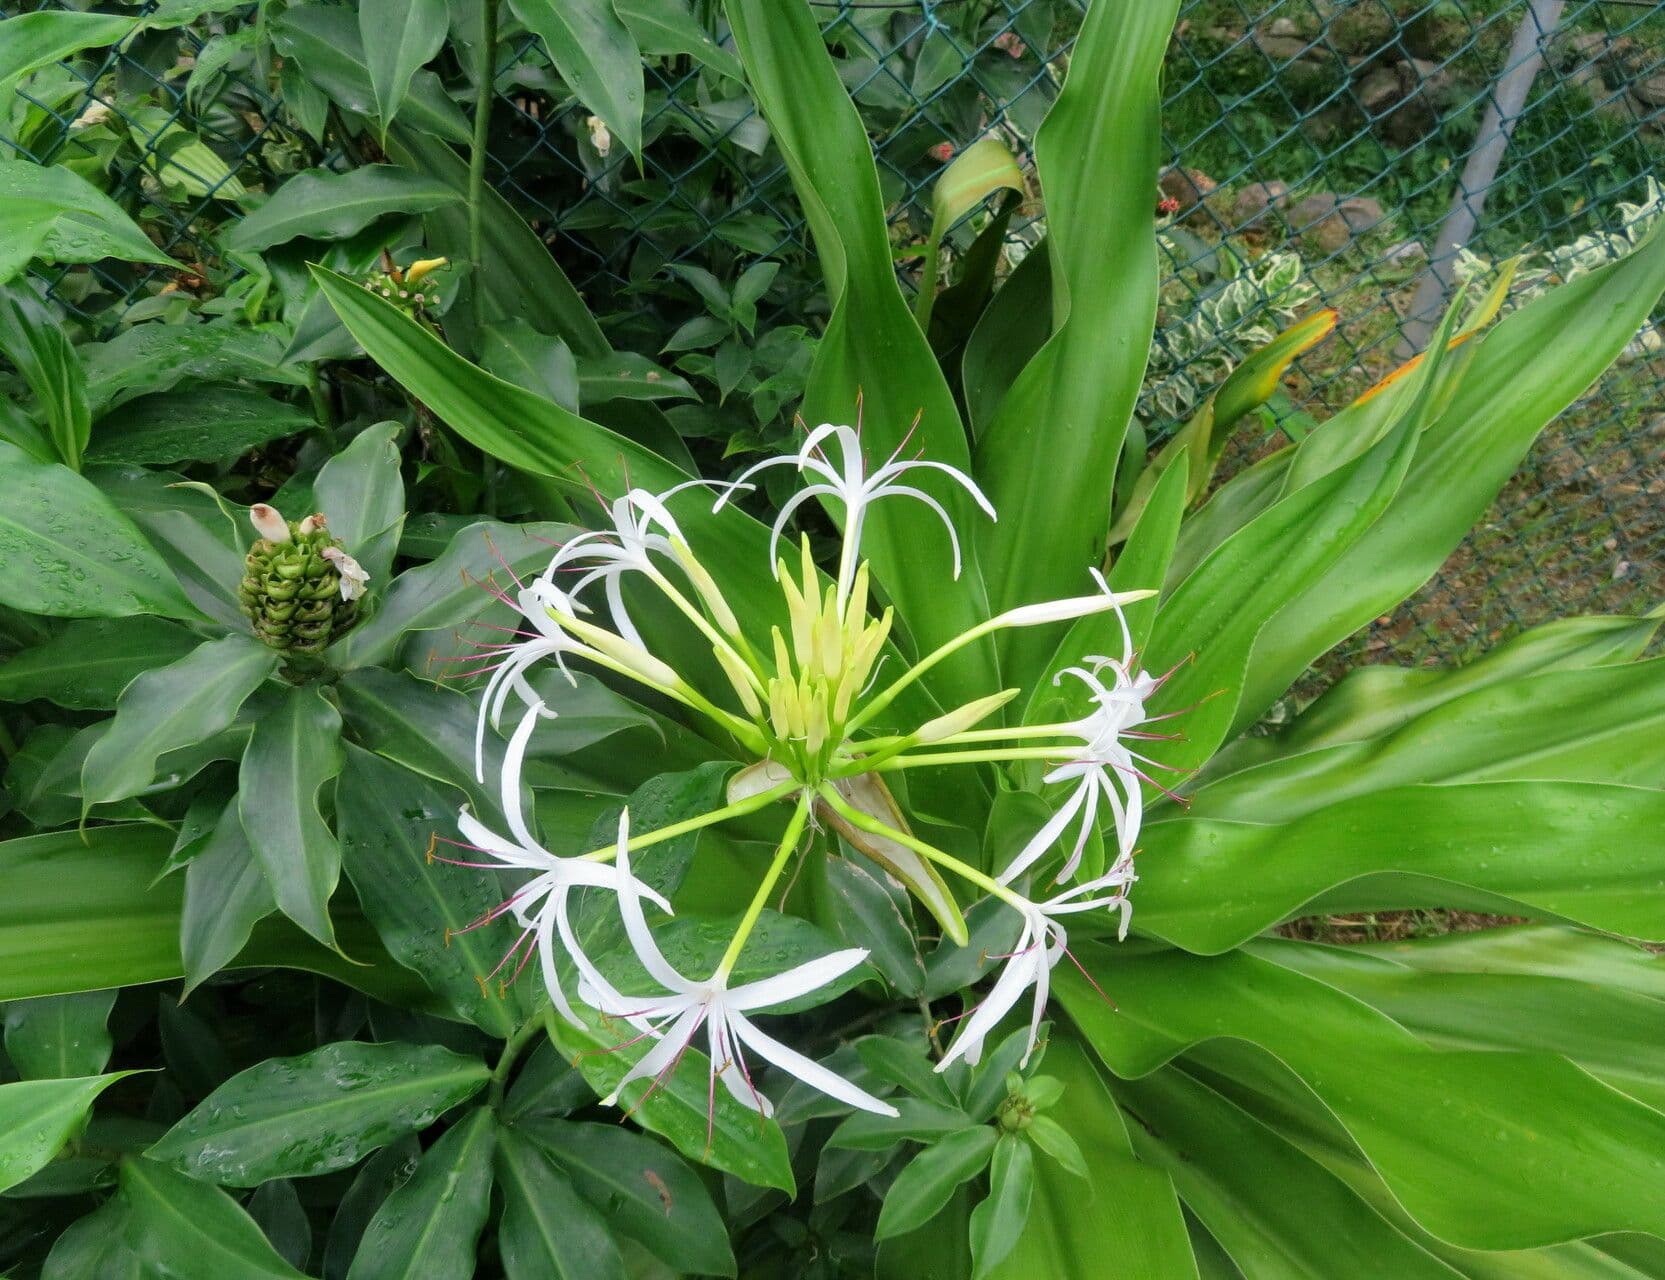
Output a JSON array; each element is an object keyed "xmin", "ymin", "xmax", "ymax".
[
  {"xmin": 0, "ymin": 283, "xmax": 89, "ymax": 467},
  {"xmin": 315, "ymin": 421, "xmax": 406, "ymax": 586},
  {"xmin": 914, "ymin": 138, "xmax": 1026, "ymax": 330},
  {"xmin": 970, "ymin": 1134, "xmax": 1033, "ymax": 1279},
  {"xmin": 577, "ymin": 350, "xmax": 696, "ymax": 405},
  {"xmin": 119, "ymin": 1157, "xmax": 309, "ymax": 1279},
  {"xmin": 90, "ymin": 462, "xmax": 245, "ymax": 626},
  {"xmin": 82, "ymin": 635, "xmax": 276, "ymax": 807},
  {"xmin": 181, "ymin": 797, "xmax": 276, "ymax": 992},
  {"xmin": 1140, "ymin": 302, "xmax": 1457, "ymax": 779},
  {"xmin": 481, "ymin": 322, "xmax": 579, "ymax": 411},
  {"xmin": 509, "ymin": 0, "xmax": 644, "ymax": 161},
  {"xmin": 523, "ymin": 1118, "xmax": 736, "ymax": 1277},
  {"xmin": 228, "ymin": 166, "xmax": 460, "ymax": 252},
  {"xmin": 972, "ymin": 2, "xmax": 1177, "ymax": 682},
  {"xmin": 1114, "ymin": 1064, "xmax": 1456, "ymax": 1278},
  {"xmin": 824, "ymin": 849, "xmax": 926, "ymax": 998},
  {"xmin": 1061, "ymin": 943, "xmax": 1665, "ymax": 1249},
  {"xmin": 125, "ymin": 104, "xmax": 248, "ymax": 203},
  {"xmin": 1231, "ymin": 221, "xmax": 1665, "ymax": 732},
  {"xmin": 1366, "ymin": 924, "xmax": 1665, "ymax": 1001},
  {"xmin": 829, "ymin": 1098, "xmax": 977, "ymax": 1152},
  {"xmin": 0, "ymin": 157, "xmax": 173, "ymax": 283},
  {"xmin": 878, "ymin": 1125, "xmax": 997, "ymax": 1240},
  {"xmin": 271, "ymin": 6, "xmax": 470, "ymax": 144},
  {"xmin": 1137, "ymin": 781, "xmax": 1665, "ymax": 954},
  {"xmin": 41, "ymin": 1198, "xmax": 144, "ymax": 1279},
  {"xmin": 495, "ymin": 1124, "xmax": 626, "ymax": 1280},
  {"xmin": 1201, "ymin": 611, "xmax": 1665, "ymax": 786},
  {"xmin": 722, "ymin": 0, "xmax": 995, "ymax": 701},
  {"xmin": 346, "ymin": 1107, "xmax": 495, "ymax": 1280},
  {"xmin": 83, "ymin": 322, "xmax": 303, "ymax": 417},
  {"xmin": 361, "ymin": 0, "xmax": 448, "ymax": 134},
  {"xmin": 0, "ymin": 615, "xmax": 197, "ymax": 709},
  {"xmin": 1188, "ymin": 657, "xmax": 1665, "ymax": 823},
  {"xmin": 246, "ymin": 1181, "xmax": 311, "ymax": 1272},
  {"xmin": 336, "ymin": 744, "xmax": 530, "ymax": 1036},
  {"xmin": 0, "ymin": 443, "xmax": 196, "ymax": 619},
  {"xmin": 546, "ymin": 1006, "xmax": 796, "ymax": 1193},
  {"xmin": 615, "ymin": 0, "xmax": 742, "ymax": 79},
  {"xmin": 0, "ymin": 825, "xmax": 432, "ymax": 1007},
  {"xmin": 0, "ymin": 12, "xmax": 134, "ymax": 86},
  {"xmin": 0, "ymin": 1073, "xmax": 137, "ymax": 1194},
  {"xmin": 239, "ymin": 683, "xmax": 345, "ymax": 948},
  {"xmin": 86, "ymin": 387, "xmax": 316, "ymax": 465},
  {"xmin": 877, "ymin": 1185, "xmax": 973, "ymax": 1280},
  {"xmin": 328, "ymin": 517, "xmax": 570, "ymax": 670},
  {"xmin": 3, "ymin": 991, "xmax": 116, "ymax": 1080},
  {"xmin": 149, "ymin": 1041, "xmax": 489, "ymax": 1185}
]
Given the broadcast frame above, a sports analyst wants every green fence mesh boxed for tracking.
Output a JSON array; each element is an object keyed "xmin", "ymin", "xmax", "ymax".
[{"xmin": 10, "ymin": 0, "xmax": 1665, "ymax": 686}]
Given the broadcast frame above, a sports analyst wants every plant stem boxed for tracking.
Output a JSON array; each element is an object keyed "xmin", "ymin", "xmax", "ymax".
[
  {"xmin": 578, "ymin": 779, "xmax": 801, "ymax": 862},
  {"xmin": 468, "ymin": 0, "xmax": 501, "ymax": 335},
  {"xmin": 715, "ymin": 793, "xmax": 813, "ymax": 978},
  {"xmin": 838, "ymin": 745, "xmax": 1076, "ymax": 775},
  {"xmin": 488, "ymin": 1015, "xmax": 543, "ymax": 1108},
  {"xmin": 305, "ymin": 363, "xmax": 334, "ymax": 429}
]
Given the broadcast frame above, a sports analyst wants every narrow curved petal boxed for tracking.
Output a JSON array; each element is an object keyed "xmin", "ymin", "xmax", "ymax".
[
  {"xmin": 868, "ymin": 484, "xmax": 963, "ymax": 577},
  {"xmin": 603, "ymin": 1002, "xmax": 704, "ymax": 1105},
  {"xmin": 729, "ymin": 1009, "xmax": 898, "ymax": 1116},
  {"xmin": 873, "ymin": 456, "xmax": 997, "ymax": 521},
  {"xmin": 999, "ymin": 780, "xmax": 1089, "ymax": 885},
  {"xmin": 727, "ymin": 947, "xmax": 871, "ymax": 1012},
  {"xmin": 500, "ymin": 703, "xmax": 545, "ymax": 851},
  {"xmin": 614, "ymin": 828, "xmax": 694, "ymax": 993},
  {"xmin": 936, "ymin": 916, "xmax": 1044, "ymax": 1071}
]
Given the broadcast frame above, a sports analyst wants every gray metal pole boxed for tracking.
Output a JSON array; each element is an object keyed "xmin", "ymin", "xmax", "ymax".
[{"xmin": 1398, "ymin": 0, "xmax": 1566, "ymax": 355}]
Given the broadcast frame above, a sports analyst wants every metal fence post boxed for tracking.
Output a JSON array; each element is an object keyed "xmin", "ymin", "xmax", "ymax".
[{"xmin": 1399, "ymin": 0, "xmax": 1567, "ymax": 355}]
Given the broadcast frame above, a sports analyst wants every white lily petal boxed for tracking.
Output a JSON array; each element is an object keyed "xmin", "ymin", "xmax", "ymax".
[
  {"xmin": 500, "ymin": 703, "xmax": 545, "ymax": 851},
  {"xmin": 727, "ymin": 947, "xmax": 871, "ymax": 1012},
  {"xmin": 614, "ymin": 824, "xmax": 693, "ymax": 993},
  {"xmin": 603, "ymin": 1002, "xmax": 704, "ymax": 1106},
  {"xmin": 999, "ymin": 780, "xmax": 1089, "ymax": 885},
  {"xmin": 729, "ymin": 1009, "xmax": 898, "ymax": 1116},
  {"xmin": 993, "ymin": 586, "xmax": 1156, "ymax": 630},
  {"xmin": 868, "ymin": 484, "xmax": 963, "ymax": 578},
  {"xmin": 936, "ymin": 916, "xmax": 1044, "ymax": 1071}
]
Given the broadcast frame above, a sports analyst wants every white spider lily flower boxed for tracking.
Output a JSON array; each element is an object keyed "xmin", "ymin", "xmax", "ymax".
[
  {"xmin": 321, "ymin": 546, "xmax": 369, "ymax": 601},
  {"xmin": 584, "ymin": 841, "xmax": 898, "ymax": 1118},
  {"xmin": 547, "ymin": 488, "xmax": 686, "ymax": 649},
  {"xmin": 715, "ymin": 421, "xmax": 995, "ymax": 606},
  {"xmin": 440, "ymin": 713, "xmax": 669, "ymax": 1028},
  {"xmin": 936, "ymin": 860, "xmax": 1137, "ymax": 1072},
  {"xmin": 470, "ymin": 578, "xmax": 586, "ymax": 785}
]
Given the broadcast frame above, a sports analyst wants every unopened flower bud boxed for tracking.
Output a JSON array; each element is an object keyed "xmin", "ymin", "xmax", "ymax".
[
  {"xmin": 239, "ymin": 504, "xmax": 368, "ymax": 654},
  {"xmin": 249, "ymin": 503, "xmax": 291, "ymax": 544}
]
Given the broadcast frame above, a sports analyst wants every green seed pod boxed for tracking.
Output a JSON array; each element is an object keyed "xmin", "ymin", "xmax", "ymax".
[{"xmin": 239, "ymin": 505, "xmax": 368, "ymax": 655}]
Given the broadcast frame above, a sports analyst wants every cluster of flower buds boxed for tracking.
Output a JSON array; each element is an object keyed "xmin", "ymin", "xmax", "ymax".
[
  {"xmin": 361, "ymin": 255, "xmax": 447, "ymax": 321},
  {"xmin": 445, "ymin": 415, "xmax": 1179, "ymax": 1121},
  {"xmin": 239, "ymin": 504, "xmax": 369, "ymax": 654}
]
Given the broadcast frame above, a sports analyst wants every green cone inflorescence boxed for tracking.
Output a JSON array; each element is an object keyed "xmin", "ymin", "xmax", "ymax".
[{"xmin": 239, "ymin": 504, "xmax": 368, "ymax": 655}]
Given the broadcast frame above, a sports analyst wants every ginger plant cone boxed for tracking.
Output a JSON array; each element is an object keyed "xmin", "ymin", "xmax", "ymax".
[{"xmin": 238, "ymin": 504, "xmax": 368, "ymax": 658}]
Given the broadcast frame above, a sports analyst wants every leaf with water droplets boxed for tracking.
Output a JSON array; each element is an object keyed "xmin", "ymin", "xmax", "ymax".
[
  {"xmin": 0, "ymin": 1072, "xmax": 138, "ymax": 1194},
  {"xmin": 147, "ymin": 1040, "xmax": 489, "ymax": 1186},
  {"xmin": 119, "ymin": 1157, "xmax": 309, "ymax": 1279},
  {"xmin": 2, "ymin": 990, "xmax": 116, "ymax": 1079}
]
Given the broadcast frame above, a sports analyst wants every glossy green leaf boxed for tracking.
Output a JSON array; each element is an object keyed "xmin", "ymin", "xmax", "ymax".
[
  {"xmin": 0, "ymin": 157, "xmax": 173, "ymax": 283},
  {"xmin": 1202, "ymin": 611, "xmax": 1665, "ymax": 786},
  {"xmin": 577, "ymin": 349, "xmax": 696, "ymax": 405},
  {"xmin": 336, "ymin": 744, "xmax": 530, "ymax": 1036},
  {"xmin": 86, "ymin": 387, "xmax": 315, "ymax": 465},
  {"xmin": 83, "ymin": 322, "xmax": 303, "ymax": 417},
  {"xmin": 119, "ymin": 1157, "xmax": 309, "ymax": 1279},
  {"xmin": 0, "ymin": 283, "xmax": 89, "ymax": 467},
  {"xmin": 824, "ymin": 849, "xmax": 926, "ymax": 998},
  {"xmin": 914, "ymin": 138, "xmax": 1026, "ymax": 330},
  {"xmin": 615, "ymin": 0, "xmax": 741, "ymax": 79},
  {"xmin": 271, "ymin": 6, "xmax": 470, "ymax": 144},
  {"xmin": 878, "ymin": 1125, "xmax": 997, "ymax": 1241},
  {"xmin": 238, "ymin": 682, "xmax": 345, "ymax": 949},
  {"xmin": 0, "ymin": 615, "xmax": 198, "ymax": 709},
  {"xmin": 0, "ymin": 1073, "xmax": 135, "ymax": 1193},
  {"xmin": 228, "ymin": 166, "xmax": 460, "ymax": 252},
  {"xmin": 523, "ymin": 1118, "xmax": 736, "ymax": 1277},
  {"xmin": 181, "ymin": 796, "xmax": 276, "ymax": 992},
  {"xmin": 41, "ymin": 1198, "xmax": 144, "ymax": 1280},
  {"xmin": 971, "ymin": 2, "xmax": 1175, "ymax": 680},
  {"xmin": 149, "ymin": 1040, "xmax": 489, "ymax": 1186},
  {"xmin": 829, "ymin": 1098, "xmax": 976, "ymax": 1151},
  {"xmin": 315, "ymin": 420, "xmax": 406, "ymax": 585},
  {"xmin": 722, "ymin": 0, "xmax": 994, "ymax": 701},
  {"xmin": 125, "ymin": 104, "xmax": 248, "ymax": 203},
  {"xmin": 1114, "ymin": 1064, "xmax": 1456, "ymax": 1278},
  {"xmin": 481, "ymin": 322, "xmax": 579, "ymax": 411},
  {"xmin": 82, "ymin": 636, "xmax": 275, "ymax": 806},
  {"xmin": 346, "ymin": 1107, "xmax": 495, "ymax": 1280},
  {"xmin": 970, "ymin": 1134, "xmax": 1033, "ymax": 1279},
  {"xmin": 1230, "ymin": 222, "xmax": 1665, "ymax": 732},
  {"xmin": 546, "ymin": 1006, "xmax": 796, "ymax": 1192},
  {"xmin": 3, "ymin": 991, "xmax": 116, "ymax": 1079},
  {"xmin": 1137, "ymin": 781, "xmax": 1665, "ymax": 953},
  {"xmin": 0, "ymin": 12, "xmax": 134, "ymax": 85},
  {"xmin": 361, "ymin": 0, "xmax": 448, "ymax": 134},
  {"xmin": 0, "ymin": 443, "xmax": 197, "ymax": 618},
  {"xmin": 509, "ymin": 0, "xmax": 644, "ymax": 162},
  {"xmin": 1189, "ymin": 657, "xmax": 1665, "ymax": 823},
  {"xmin": 1061, "ymin": 943, "xmax": 1665, "ymax": 1250},
  {"xmin": 494, "ymin": 1124, "xmax": 626, "ymax": 1280}
]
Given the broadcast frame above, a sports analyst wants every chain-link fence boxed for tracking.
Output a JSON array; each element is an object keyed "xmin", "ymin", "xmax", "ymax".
[{"xmin": 11, "ymin": 0, "xmax": 1665, "ymax": 680}]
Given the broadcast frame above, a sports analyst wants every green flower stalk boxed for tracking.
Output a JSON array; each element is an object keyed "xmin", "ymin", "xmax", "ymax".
[{"xmin": 239, "ymin": 503, "xmax": 369, "ymax": 655}]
